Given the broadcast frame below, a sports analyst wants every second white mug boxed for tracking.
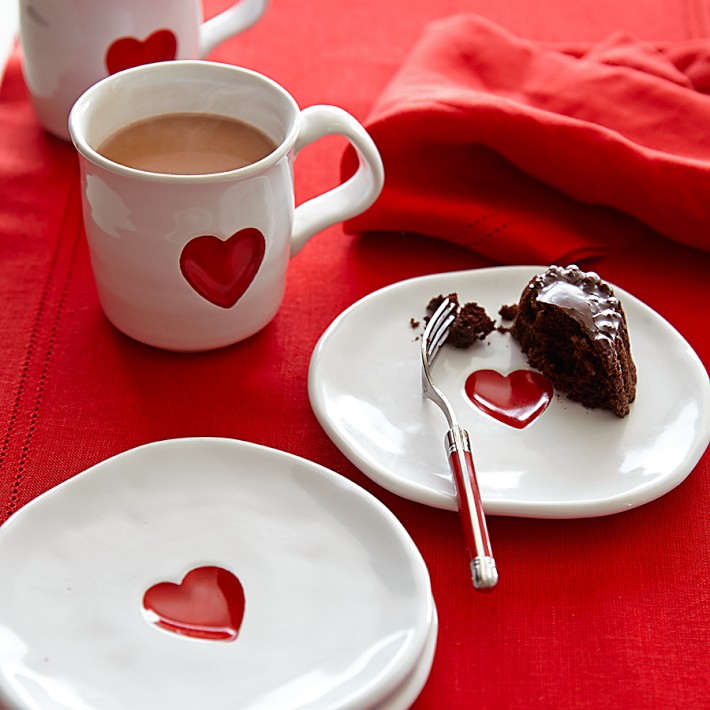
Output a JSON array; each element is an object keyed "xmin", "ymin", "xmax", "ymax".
[{"xmin": 19, "ymin": 0, "xmax": 269, "ymax": 139}]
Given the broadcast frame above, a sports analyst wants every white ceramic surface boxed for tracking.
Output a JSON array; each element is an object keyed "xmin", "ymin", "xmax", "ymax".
[
  {"xmin": 69, "ymin": 61, "xmax": 384, "ymax": 352},
  {"xmin": 379, "ymin": 606, "xmax": 438, "ymax": 710},
  {"xmin": 0, "ymin": 0, "xmax": 17, "ymax": 82},
  {"xmin": 19, "ymin": 0, "xmax": 269, "ymax": 139},
  {"xmin": 0, "ymin": 438, "xmax": 435, "ymax": 710},
  {"xmin": 308, "ymin": 266, "xmax": 710, "ymax": 518}
]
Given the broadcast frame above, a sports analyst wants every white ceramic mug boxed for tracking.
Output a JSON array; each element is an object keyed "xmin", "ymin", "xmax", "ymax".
[
  {"xmin": 19, "ymin": 0, "xmax": 269, "ymax": 139},
  {"xmin": 69, "ymin": 61, "xmax": 384, "ymax": 352}
]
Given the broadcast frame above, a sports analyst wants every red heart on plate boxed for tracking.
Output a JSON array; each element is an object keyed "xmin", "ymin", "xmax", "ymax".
[
  {"xmin": 105, "ymin": 29, "xmax": 178, "ymax": 76},
  {"xmin": 465, "ymin": 369, "xmax": 553, "ymax": 429},
  {"xmin": 179, "ymin": 228, "xmax": 266, "ymax": 309},
  {"xmin": 143, "ymin": 566, "xmax": 246, "ymax": 642}
]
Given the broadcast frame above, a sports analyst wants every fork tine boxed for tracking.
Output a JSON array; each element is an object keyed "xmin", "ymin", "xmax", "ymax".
[
  {"xmin": 427, "ymin": 320, "xmax": 453, "ymax": 361},
  {"xmin": 425, "ymin": 299, "xmax": 457, "ymax": 363}
]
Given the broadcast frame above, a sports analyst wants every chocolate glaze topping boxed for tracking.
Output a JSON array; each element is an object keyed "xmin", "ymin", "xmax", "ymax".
[{"xmin": 529, "ymin": 265, "xmax": 623, "ymax": 347}]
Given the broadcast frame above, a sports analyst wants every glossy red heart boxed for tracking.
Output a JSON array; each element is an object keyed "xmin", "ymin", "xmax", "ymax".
[
  {"xmin": 179, "ymin": 228, "xmax": 266, "ymax": 309},
  {"xmin": 465, "ymin": 369, "xmax": 553, "ymax": 429},
  {"xmin": 105, "ymin": 29, "xmax": 178, "ymax": 76},
  {"xmin": 143, "ymin": 566, "xmax": 246, "ymax": 642}
]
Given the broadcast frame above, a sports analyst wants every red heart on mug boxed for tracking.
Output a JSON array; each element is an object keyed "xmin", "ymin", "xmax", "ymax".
[
  {"xmin": 179, "ymin": 228, "xmax": 266, "ymax": 309},
  {"xmin": 105, "ymin": 29, "xmax": 178, "ymax": 76},
  {"xmin": 143, "ymin": 566, "xmax": 246, "ymax": 642},
  {"xmin": 464, "ymin": 369, "xmax": 553, "ymax": 429}
]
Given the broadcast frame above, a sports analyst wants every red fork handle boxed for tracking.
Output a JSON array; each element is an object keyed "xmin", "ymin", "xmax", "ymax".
[{"xmin": 445, "ymin": 426, "xmax": 498, "ymax": 590}]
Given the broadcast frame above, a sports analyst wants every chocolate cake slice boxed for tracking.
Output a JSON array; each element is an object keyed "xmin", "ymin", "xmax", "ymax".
[{"xmin": 510, "ymin": 265, "xmax": 637, "ymax": 417}]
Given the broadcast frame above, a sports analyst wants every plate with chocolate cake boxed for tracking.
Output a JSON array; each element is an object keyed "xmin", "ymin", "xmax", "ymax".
[{"xmin": 308, "ymin": 265, "xmax": 710, "ymax": 518}]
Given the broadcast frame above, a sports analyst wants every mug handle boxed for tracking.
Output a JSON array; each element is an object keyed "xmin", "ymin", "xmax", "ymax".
[
  {"xmin": 291, "ymin": 105, "xmax": 384, "ymax": 256},
  {"xmin": 199, "ymin": 0, "xmax": 269, "ymax": 56}
]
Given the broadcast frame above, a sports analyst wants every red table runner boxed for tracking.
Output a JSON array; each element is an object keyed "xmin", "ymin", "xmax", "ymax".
[{"xmin": 1, "ymin": 0, "xmax": 709, "ymax": 707}]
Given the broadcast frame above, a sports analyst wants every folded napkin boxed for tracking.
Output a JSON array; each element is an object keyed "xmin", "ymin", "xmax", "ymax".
[{"xmin": 342, "ymin": 15, "xmax": 710, "ymax": 263}]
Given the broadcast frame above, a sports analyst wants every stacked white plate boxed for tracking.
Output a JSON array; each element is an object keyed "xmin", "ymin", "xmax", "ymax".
[{"xmin": 0, "ymin": 438, "xmax": 436, "ymax": 710}]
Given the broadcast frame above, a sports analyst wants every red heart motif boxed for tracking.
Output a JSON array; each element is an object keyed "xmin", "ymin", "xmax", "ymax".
[
  {"xmin": 179, "ymin": 228, "xmax": 266, "ymax": 309},
  {"xmin": 465, "ymin": 369, "xmax": 553, "ymax": 429},
  {"xmin": 105, "ymin": 29, "xmax": 178, "ymax": 76},
  {"xmin": 143, "ymin": 566, "xmax": 246, "ymax": 642}
]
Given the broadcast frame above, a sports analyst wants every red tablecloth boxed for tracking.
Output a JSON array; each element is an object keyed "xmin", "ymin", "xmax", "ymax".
[{"xmin": 1, "ymin": 0, "xmax": 709, "ymax": 708}]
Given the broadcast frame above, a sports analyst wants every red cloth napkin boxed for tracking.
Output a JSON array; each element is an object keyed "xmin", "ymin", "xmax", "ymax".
[{"xmin": 343, "ymin": 14, "xmax": 710, "ymax": 263}]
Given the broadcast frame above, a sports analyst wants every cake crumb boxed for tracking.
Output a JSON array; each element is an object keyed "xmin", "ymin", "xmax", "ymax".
[
  {"xmin": 423, "ymin": 293, "xmax": 495, "ymax": 349},
  {"xmin": 499, "ymin": 304, "xmax": 518, "ymax": 321},
  {"xmin": 425, "ymin": 293, "xmax": 459, "ymax": 320}
]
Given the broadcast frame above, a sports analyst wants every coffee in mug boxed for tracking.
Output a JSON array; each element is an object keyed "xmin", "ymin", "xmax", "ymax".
[
  {"xmin": 69, "ymin": 61, "xmax": 384, "ymax": 352},
  {"xmin": 97, "ymin": 113, "xmax": 278, "ymax": 175}
]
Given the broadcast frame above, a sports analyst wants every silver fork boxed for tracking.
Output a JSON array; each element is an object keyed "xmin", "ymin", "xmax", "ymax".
[{"xmin": 421, "ymin": 298, "xmax": 498, "ymax": 591}]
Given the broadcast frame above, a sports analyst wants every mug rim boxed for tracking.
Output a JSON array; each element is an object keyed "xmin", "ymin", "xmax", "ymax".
[{"xmin": 68, "ymin": 60, "xmax": 301, "ymax": 184}]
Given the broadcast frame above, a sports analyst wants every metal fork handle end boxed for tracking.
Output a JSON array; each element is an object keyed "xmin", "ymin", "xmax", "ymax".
[
  {"xmin": 472, "ymin": 556, "xmax": 498, "ymax": 591},
  {"xmin": 445, "ymin": 426, "xmax": 498, "ymax": 592}
]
